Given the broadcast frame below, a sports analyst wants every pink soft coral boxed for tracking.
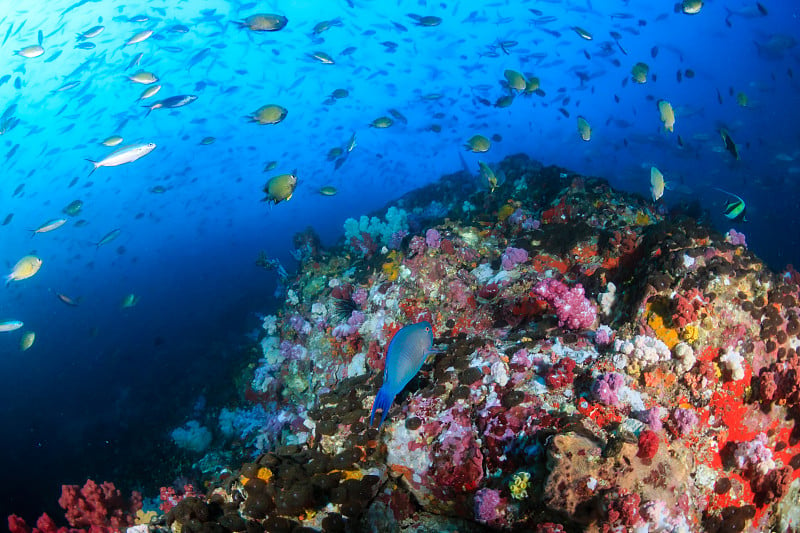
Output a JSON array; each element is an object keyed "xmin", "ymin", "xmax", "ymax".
[{"xmin": 532, "ymin": 278, "xmax": 597, "ymax": 330}]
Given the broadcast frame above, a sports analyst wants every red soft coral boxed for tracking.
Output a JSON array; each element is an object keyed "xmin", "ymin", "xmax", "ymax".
[
  {"xmin": 636, "ymin": 430, "xmax": 659, "ymax": 460},
  {"xmin": 58, "ymin": 479, "xmax": 141, "ymax": 531},
  {"xmin": 671, "ymin": 288, "xmax": 706, "ymax": 328},
  {"xmin": 545, "ymin": 357, "xmax": 577, "ymax": 389}
]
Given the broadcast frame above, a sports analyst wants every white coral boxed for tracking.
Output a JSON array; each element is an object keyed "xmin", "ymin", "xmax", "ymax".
[
  {"xmin": 720, "ymin": 346, "xmax": 745, "ymax": 381},
  {"xmin": 673, "ymin": 342, "xmax": 696, "ymax": 373},
  {"xmin": 614, "ymin": 335, "xmax": 671, "ymax": 370},
  {"xmin": 598, "ymin": 282, "xmax": 616, "ymax": 316}
]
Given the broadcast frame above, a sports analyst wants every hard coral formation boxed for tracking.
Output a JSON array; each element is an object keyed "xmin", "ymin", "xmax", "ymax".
[{"xmin": 10, "ymin": 154, "xmax": 800, "ymax": 532}]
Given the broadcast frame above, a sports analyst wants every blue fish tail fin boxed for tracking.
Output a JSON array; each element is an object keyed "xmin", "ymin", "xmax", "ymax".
[{"xmin": 369, "ymin": 385, "xmax": 396, "ymax": 428}]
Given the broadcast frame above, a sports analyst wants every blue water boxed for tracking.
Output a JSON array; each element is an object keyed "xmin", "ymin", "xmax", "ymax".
[{"xmin": 1, "ymin": 0, "xmax": 797, "ymax": 522}]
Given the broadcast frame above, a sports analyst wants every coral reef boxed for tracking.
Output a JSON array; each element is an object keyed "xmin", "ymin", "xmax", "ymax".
[{"xmin": 9, "ymin": 154, "xmax": 800, "ymax": 532}]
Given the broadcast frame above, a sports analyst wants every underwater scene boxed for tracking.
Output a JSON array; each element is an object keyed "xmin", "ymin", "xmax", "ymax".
[{"xmin": 2, "ymin": 0, "xmax": 800, "ymax": 531}]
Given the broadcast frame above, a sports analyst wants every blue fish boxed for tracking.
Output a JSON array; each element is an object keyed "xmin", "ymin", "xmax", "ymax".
[{"xmin": 370, "ymin": 321, "xmax": 436, "ymax": 427}]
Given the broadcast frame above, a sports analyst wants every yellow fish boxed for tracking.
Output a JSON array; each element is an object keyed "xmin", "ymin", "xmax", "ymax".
[
  {"xmin": 262, "ymin": 172, "xmax": 298, "ymax": 204},
  {"xmin": 631, "ymin": 62, "xmax": 649, "ymax": 83},
  {"xmin": 577, "ymin": 116, "xmax": 592, "ymax": 141},
  {"xmin": 6, "ymin": 255, "xmax": 42, "ymax": 285},
  {"xmin": 679, "ymin": 0, "xmax": 703, "ymax": 14},
  {"xmin": 20, "ymin": 331, "xmax": 35, "ymax": 351},
  {"xmin": 657, "ymin": 100, "xmax": 675, "ymax": 132},
  {"xmin": 464, "ymin": 135, "xmax": 491, "ymax": 153},
  {"xmin": 101, "ymin": 135, "xmax": 124, "ymax": 147},
  {"xmin": 248, "ymin": 105, "xmax": 288, "ymax": 125},
  {"xmin": 478, "ymin": 161, "xmax": 499, "ymax": 192},
  {"xmin": 503, "ymin": 69, "xmax": 527, "ymax": 91},
  {"xmin": 369, "ymin": 116, "xmax": 393, "ymax": 128},
  {"xmin": 650, "ymin": 166, "xmax": 666, "ymax": 201}
]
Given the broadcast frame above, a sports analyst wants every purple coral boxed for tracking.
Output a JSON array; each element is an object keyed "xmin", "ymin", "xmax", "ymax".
[
  {"xmin": 594, "ymin": 324, "xmax": 614, "ymax": 346},
  {"xmin": 289, "ymin": 314, "xmax": 311, "ymax": 335},
  {"xmin": 638, "ymin": 406, "xmax": 664, "ymax": 432},
  {"xmin": 332, "ymin": 310, "xmax": 365, "ymax": 338},
  {"xmin": 408, "ymin": 235, "xmax": 426, "ymax": 256},
  {"xmin": 387, "ymin": 230, "xmax": 408, "ymax": 250},
  {"xmin": 591, "ymin": 372, "xmax": 624, "ymax": 406},
  {"xmin": 352, "ymin": 287, "xmax": 368, "ymax": 306},
  {"xmin": 726, "ymin": 228, "xmax": 747, "ymax": 247},
  {"xmin": 671, "ymin": 407, "xmax": 698, "ymax": 437},
  {"xmin": 501, "ymin": 246, "xmax": 528, "ymax": 270},
  {"xmin": 279, "ymin": 341, "xmax": 308, "ymax": 360},
  {"xmin": 532, "ymin": 278, "xmax": 597, "ymax": 330},
  {"xmin": 474, "ymin": 488, "xmax": 507, "ymax": 528},
  {"xmin": 425, "ymin": 228, "xmax": 441, "ymax": 249},
  {"xmin": 734, "ymin": 433, "xmax": 775, "ymax": 475}
]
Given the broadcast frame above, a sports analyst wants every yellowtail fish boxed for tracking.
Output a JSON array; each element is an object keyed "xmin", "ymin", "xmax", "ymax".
[
  {"xmin": 86, "ymin": 143, "xmax": 156, "ymax": 175},
  {"xmin": 16, "ymin": 45, "xmax": 44, "ymax": 58},
  {"xmin": 56, "ymin": 292, "xmax": 79, "ymax": 306},
  {"xmin": 76, "ymin": 25, "xmax": 104, "ymax": 40},
  {"xmin": 6, "ymin": 255, "xmax": 42, "ymax": 285},
  {"xmin": 31, "ymin": 218, "xmax": 67, "ymax": 236},
  {"xmin": 125, "ymin": 29, "xmax": 153, "ymax": 46},
  {"xmin": 0, "ymin": 320, "xmax": 24, "ymax": 332},
  {"xmin": 19, "ymin": 331, "xmax": 35, "ymax": 351},
  {"xmin": 346, "ymin": 132, "xmax": 357, "ymax": 153},
  {"xmin": 101, "ymin": 135, "xmax": 123, "ymax": 147},
  {"xmin": 137, "ymin": 85, "xmax": 161, "ymax": 101},
  {"xmin": 143, "ymin": 95, "xmax": 197, "ymax": 117},
  {"xmin": 95, "ymin": 228, "xmax": 121, "ymax": 248},
  {"xmin": 128, "ymin": 71, "xmax": 158, "ymax": 84},
  {"xmin": 572, "ymin": 26, "xmax": 593, "ymax": 40},
  {"xmin": 62, "ymin": 200, "xmax": 83, "ymax": 216},
  {"xmin": 309, "ymin": 51, "xmax": 335, "ymax": 64}
]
